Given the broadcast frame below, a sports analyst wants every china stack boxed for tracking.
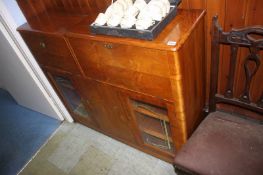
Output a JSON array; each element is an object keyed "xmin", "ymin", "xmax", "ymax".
[{"xmin": 93, "ymin": 0, "xmax": 171, "ymax": 30}]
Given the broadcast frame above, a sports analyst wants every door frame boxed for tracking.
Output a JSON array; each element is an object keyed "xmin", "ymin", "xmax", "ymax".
[{"xmin": 0, "ymin": 2, "xmax": 73, "ymax": 122}]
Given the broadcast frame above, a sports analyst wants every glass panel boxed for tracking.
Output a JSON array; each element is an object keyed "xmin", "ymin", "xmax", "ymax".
[
  {"xmin": 131, "ymin": 100, "xmax": 175, "ymax": 153},
  {"xmin": 142, "ymin": 133, "xmax": 175, "ymax": 153},
  {"xmin": 136, "ymin": 112, "xmax": 172, "ymax": 139},
  {"xmin": 132, "ymin": 100, "xmax": 169, "ymax": 121},
  {"xmin": 53, "ymin": 76, "xmax": 89, "ymax": 118}
]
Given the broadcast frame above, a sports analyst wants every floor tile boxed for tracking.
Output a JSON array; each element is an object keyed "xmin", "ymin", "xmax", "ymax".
[{"xmin": 19, "ymin": 122, "xmax": 177, "ymax": 175}]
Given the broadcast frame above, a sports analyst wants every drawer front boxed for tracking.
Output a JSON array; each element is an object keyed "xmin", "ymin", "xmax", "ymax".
[
  {"xmin": 20, "ymin": 31, "xmax": 81, "ymax": 74},
  {"xmin": 34, "ymin": 52, "xmax": 81, "ymax": 74},
  {"xmin": 68, "ymin": 37, "xmax": 174, "ymax": 101},
  {"xmin": 21, "ymin": 32, "xmax": 70, "ymax": 56},
  {"xmin": 68, "ymin": 38, "xmax": 171, "ymax": 77}
]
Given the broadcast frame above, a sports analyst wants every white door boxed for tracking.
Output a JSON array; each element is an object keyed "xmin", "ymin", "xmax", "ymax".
[{"xmin": 0, "ymin": 0, "xmax": 73, "ymax": 121}]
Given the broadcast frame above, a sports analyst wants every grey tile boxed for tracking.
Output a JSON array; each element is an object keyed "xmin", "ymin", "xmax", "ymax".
[
  {"xmin": 70, "ymin": 146, "xmax": 114, "ymax": 175},
  {"xmin": 151, "ymin": 160, "xmax": 176, "ymax": 175},
  {"xmin": 47, "ymin": 126, "xmax": 92, "ymax": 173},
  {"xmin": 19, "ymin": 159, "xmax": 67, "ymax": 175},
  {"xmin": 20, "ymin": 122, "xmax": 176, "ymax": 175}
]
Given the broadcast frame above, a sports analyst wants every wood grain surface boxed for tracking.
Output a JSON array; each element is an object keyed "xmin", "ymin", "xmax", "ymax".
[{"xmin": 179, "ymin": 0, "xmax": 263, "ymax": 108}]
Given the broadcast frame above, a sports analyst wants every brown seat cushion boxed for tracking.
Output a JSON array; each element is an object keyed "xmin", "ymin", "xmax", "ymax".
[{"xmin": 174, "ymin": 111, "xmax": 263, "ymax": 175}]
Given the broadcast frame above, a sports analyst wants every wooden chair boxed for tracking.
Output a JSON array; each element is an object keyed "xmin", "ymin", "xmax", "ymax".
[{"xmin": 173, "ymin": 16, "xmax": 263, "ymax": 175}]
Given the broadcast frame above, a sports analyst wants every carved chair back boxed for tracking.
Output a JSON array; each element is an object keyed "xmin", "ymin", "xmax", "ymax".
[{"xmin": 209, "ymin": 16, "xmax": 263, "ymax": 116}]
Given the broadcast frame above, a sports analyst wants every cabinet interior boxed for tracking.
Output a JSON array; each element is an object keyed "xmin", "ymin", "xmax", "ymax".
[{"xmin": 131, "ymin": 100, "xmax": 175, "ymax": 154}]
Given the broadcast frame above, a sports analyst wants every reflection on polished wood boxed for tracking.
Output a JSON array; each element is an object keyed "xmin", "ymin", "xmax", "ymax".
[
  {"xmin": 17, "ymin": 0, "xmax": 206, "ymax": 163},
  {"xmin": 18, "ymin": 8, "xmax": 206, "ymax": 51},
  {"xmin": 67, "ymin": 10, "xmax": 206, "ymax": 51}
]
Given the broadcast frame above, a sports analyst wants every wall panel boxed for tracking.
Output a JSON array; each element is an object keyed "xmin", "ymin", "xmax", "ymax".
[{"xmin": 179, "ymin": 0, "xmax": 263, "ymax": 106}]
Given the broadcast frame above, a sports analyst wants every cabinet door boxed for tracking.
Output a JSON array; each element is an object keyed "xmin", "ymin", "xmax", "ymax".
[
  {"xmin": 74, "ymin": 77, "xmax": 137, "ymax": 144},
  {"xmin": 46, "ymin": 71, "xmax": 98, "ymax": 128},
  {"xmin": 122, "ymin": 93, "xmax": 177, "ymax": 160}
]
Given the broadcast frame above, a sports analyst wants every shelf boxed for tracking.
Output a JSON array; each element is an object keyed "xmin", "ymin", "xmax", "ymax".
[
  {"xmin": 142, "ymin": 129, "xmax": 173, "ymax": 143},
  {"xmin": 132, "ymin": 101, "xmax": 169, "ymax": 122},
  {"xmin": 136, "ymin": 112, "xmax": 173, "ymax": 143},
  {"xmin": 131, "ymin": 99, "xmax": 175, "ymax": 154},
  {"xmin": 142, "ymin": 132, "xmax": 175, "ymax": 154}
]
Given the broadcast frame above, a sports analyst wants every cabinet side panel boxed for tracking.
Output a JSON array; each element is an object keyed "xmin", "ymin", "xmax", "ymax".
[{"xmin": 170, "ymin": 17, "xmax": 206, "ymax": 148}]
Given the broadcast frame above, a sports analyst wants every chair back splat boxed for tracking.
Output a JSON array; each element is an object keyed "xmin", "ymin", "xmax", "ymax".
[{"xmin": 209, "ymin": 16, "xmax": 263, "ymax": 114}]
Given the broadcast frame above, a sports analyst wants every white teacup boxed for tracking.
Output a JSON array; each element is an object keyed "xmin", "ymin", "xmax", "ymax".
[
  {"xmin": 138, "ymin": 7, "xmax": 153, "ymax": 20},
  {"xmin": 134, "ymin": 0, "xmax": 147, "ymax": 11},
  {"xmin": 107, "ymin": 14, "xmax": 122, "ymax": 27},
  {"xmin": 148, "ymin": 4, "xmax": 163, "ymax": 21},
  {"xmin": 136, "ymin": 18, "xmax": 155, "ymax": 30},
  {"xmin": 149, "ymin": 1, "xmax": 166, "ymax": 17},
  {"xmin": 163, "ymin": 0, "xmax": 171, "ymax": 13},
  {"xmin": 105, "ymin": 2, "xmax": 124, "ymax": 17},
  {"xmin": 94, "ymin": 13, "xmax": 108, "ymax": 26},
  {"xmin": 124, "ymin": 0, "xmax": 133, "ymax": 7},
  {"xmin": 105, "ymin": 4, "xmax": 114, "ymax": 18},
  {"xmin": 152, "ymin": 0, "xmax": 170, "ymax": 14},
  {"xmin": 117, "ymin": 0, "xmax": 128, "ymax": 10},
  {"xmin": 113, "ymin": 2, "xmax": 125, "ymax": 15},
  {"xmin": 124, "ymin": 6, "xmax": 139, "ymax": 18},
  {"xmin": 120, "ymin": 16, "xmax": 136, "ymax": 28}
]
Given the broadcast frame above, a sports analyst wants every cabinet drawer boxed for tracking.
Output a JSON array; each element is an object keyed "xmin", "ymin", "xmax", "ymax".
[
  {"xmin": 20, "ymin": 31, "xmax": 81, "ymax": 74},
  {"xmin": 68, "ymin": 38, "xmax": 171, "ymax": 77},
  {"xmin": 21, "ymin": 32, "xmax": 70, "ymax": 56},
  {"xmin": 34, "ymin": 52, "xmax": 81, "ymax": 74},
  {"xmin": 68, "ymin": 38, "xmax": 174, "ymax": 100}
]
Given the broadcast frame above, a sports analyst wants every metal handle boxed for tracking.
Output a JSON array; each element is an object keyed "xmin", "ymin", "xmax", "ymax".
[
  {"xmin": 39, "ymin": 42, "xmax": 46, "ymax": 48},
  {"xmin": 104, "ymin": 43, "xmax": 113, "ymax": 49}
]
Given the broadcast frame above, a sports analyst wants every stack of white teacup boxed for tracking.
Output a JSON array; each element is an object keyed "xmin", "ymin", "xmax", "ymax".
[{"xmin": 93, "ymin": 0, "xmax": 171, "ymax": 30}]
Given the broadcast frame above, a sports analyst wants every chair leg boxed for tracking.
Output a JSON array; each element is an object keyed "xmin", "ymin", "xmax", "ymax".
[{"xmin": 173, "ymin": 163, "xmax": 198, "ymax": 175}]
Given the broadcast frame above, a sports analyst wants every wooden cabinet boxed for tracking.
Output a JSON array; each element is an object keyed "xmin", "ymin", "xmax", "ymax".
[{"xmin": 17, "ymin": 0, "xmax": 206, "ymax": 163}]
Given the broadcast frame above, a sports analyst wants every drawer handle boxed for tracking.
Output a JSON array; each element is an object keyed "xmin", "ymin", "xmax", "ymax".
[
  {"xmin": 104, "ymin": 43, "xmax": 113, "ymax": 49},
  {"xmin": 39, "ymin": 42, "xmax": 46, "ymax": 48}
]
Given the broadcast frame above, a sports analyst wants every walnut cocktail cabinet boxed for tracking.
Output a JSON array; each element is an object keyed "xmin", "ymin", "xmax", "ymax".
[{"xmin": 17, "ymin": 0, "xmax": 206, "ymax": 163}]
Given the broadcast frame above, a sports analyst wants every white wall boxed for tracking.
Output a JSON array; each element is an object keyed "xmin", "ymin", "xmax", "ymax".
[
  {"xmin": 0, "ymin": 76, "xmax": 4, "ymax": 89},
  {"xmin": 2, "ymin": 0, "xmax": 26, "ymax": 26},
  {"xmin": 0, "ymin": 29, "xmax": 59, "ymax": 119}
]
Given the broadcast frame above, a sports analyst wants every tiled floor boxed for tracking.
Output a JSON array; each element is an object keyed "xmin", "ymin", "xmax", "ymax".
[{"xmin": 20, "ymin": 122, "xmax": 176, "ymax": 175}]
